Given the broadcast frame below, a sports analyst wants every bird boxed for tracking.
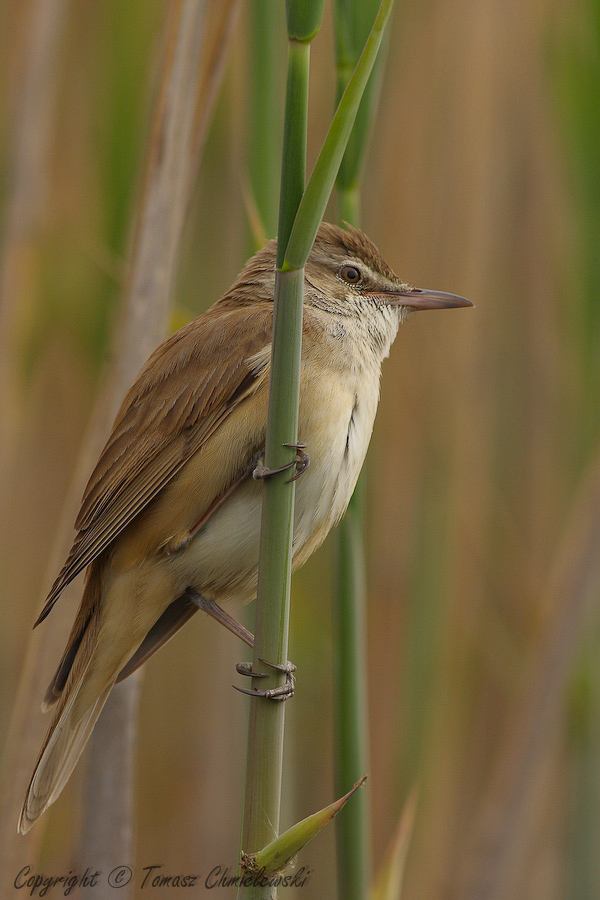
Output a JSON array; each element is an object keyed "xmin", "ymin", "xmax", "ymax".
[{"xmin": 18, "ymin": 222, "xmax": 472, "ymax": 833}]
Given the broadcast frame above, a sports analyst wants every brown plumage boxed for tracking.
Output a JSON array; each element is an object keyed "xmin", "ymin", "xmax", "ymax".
[{"xmin": 19, "ymin": 224, "xmax": 471, "ymax": 833}]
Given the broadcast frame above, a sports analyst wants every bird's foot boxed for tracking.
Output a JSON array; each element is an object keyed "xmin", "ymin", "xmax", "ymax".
[
  {"xmin": 252, "ymin": 443, "xmax": 309, "ymax": 484},
  {"xmin": 234, "ymin": 658, "xmax": 296, "ymax": 701}
]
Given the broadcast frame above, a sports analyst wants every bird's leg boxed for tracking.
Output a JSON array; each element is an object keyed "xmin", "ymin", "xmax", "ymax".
[
  {"xmin": 185, "ymin": 590, "xmax": 254, "ymax": 648},
  {"xmin": 187, "ymin": 591, "xmax": 296, "ymax": 699},
  {"xmin": 234, "ymin": 658, "xmax": 296, "ymax": 701},
  {"xmin": 252, "ymin": 442, "xmax": 309, "ymax": 484}
]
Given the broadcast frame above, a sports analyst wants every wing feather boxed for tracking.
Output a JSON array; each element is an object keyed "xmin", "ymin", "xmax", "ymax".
[{"xmin": 35, "ymin": 305, "xmax": 272, "ymax": 627}]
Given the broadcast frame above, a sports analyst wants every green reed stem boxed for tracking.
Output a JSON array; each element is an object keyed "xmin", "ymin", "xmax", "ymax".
[
  {"xmin": 333, "ymin": 2, "xmax": 388, "ymax": 896},
  {"xmin": 238, "ymin": 4, "xmax": 321, "ymax": 896}
]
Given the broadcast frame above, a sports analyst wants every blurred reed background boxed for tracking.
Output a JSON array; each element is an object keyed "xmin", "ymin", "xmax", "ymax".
[{"xmin": 1, "ymin": 1, "xmax": 598, "ymax": 898}]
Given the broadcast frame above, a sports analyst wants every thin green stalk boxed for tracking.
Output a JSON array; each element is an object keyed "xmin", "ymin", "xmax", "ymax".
[
  {"xmin": 238, "ymin": 6, "xmax": 320, "ymax": 896},
  {"xmin": 335, "ymin": 171, "xmax": 371, "ymax": 900},
  {"xmin": 282, "ymin": 0, "xmax": 394, "ymax": 269},
  {"xmin": 334, "ymin": 0, "xmax": 386, "ymax": 198},
  {"xmin": 249, "ymin": 2, "xmax": 283, "ymax": 239},
  {"xmin": 240, "ymin": 265, "xmax": 305, "ymax": 863},
  {"xmin": 333, "ymin": 3, "xmax": 386, "ymax": 896},
  {"xmin": 337, "ymin": 183, "xmax": 361, "ymax": 226},
  {"xmin": 276, "ymin": 41, "xmax": 310, "ymax": 266},
  {"xmin": 333, "ymin": 495, "xmax": 370, "ymax": 896}
]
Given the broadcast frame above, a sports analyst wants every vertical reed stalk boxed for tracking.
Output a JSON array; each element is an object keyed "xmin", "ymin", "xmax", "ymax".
[
  {"xmin": 248, "ymin": 3, "xmax": 283, "ymax": 240},
  {"xmin": 333, "ymin": 2, "xmax": 384, "ymax": 895},
  {"xmin": 238, "ymin": 9, "xmax": 320, "ymax": 897},
  {"xmin": 0, "ymin": 0, "xmax": 68, "ymax": 460},
  {"xmin": 0, "ymin": 0, "xmax": 68, "ymax": 872},
  {"xmin": 333, "ymin": 497, "xmax": 370, "ymax": 895}
]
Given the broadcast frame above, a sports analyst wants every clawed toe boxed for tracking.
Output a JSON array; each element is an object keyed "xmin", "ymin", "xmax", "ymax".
[
  {"xmin": 252, "ymin": 442, "xmax": 309, "ymax": 484},
  {"xmin": 235, "ymin": 662, "xmax": 267, "ymax": 679},
  {"xmin": 233, "ymin": 657, "xmax": 296, "ymax": 701},
  {"xmin": 282, "ymin": 443, "xmax": 309, "ymax": 483}
]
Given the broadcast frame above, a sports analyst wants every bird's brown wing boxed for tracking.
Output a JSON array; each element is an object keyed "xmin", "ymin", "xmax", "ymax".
[{"xmin": 35, "ymin": 305, "xmax": 272, "ymax": 627}]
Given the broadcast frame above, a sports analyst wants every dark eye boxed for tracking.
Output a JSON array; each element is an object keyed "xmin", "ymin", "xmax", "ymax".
[{"xmin": 339, "ymin": 265, "xmax": 361, "ymax": 284}]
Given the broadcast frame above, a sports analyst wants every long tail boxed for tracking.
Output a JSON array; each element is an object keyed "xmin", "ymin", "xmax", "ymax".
[
  {"xmin": 19, "ymin": 561, "xmax": 191, "ymax": 833},
  {"xmin": 18, "ymin": 565, "xmax": 112, "ymax": 834}
]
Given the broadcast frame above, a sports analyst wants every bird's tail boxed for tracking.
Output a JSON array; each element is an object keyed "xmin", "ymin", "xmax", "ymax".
[{"xmin": 18, "ymin": 565, "xmax": 113, "ymax": 834}]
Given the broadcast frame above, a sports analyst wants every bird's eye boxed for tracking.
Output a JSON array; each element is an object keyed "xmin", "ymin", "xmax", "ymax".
[{"xmin": 339, "ymin": 265, "xmax": 361, "ymax": 284}]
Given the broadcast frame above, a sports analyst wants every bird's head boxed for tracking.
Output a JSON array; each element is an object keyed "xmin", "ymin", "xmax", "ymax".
[
  {"xmin": 303, "ymin": 222, "xmax": 473, "ymax": 318},
  {"xmin": 220, "ymin": 222, "xmax": 473, "ymax": 329}
]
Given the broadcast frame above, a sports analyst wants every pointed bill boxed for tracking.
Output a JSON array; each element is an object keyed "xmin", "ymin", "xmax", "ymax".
[{"xmin": 365, "ymin": 288, "xmax": 474, "ymax": 310}]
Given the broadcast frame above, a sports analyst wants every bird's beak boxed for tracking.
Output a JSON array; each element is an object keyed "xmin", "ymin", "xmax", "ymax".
[{"xmin": 364, "ymin": 288, "xmax": 474, "ymax": 310}]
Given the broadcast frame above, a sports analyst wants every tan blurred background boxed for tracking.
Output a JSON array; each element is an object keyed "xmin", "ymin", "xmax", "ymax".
[{"xmin": 1, "ymin": 0, "xmax": 599, "ymax": 897}]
